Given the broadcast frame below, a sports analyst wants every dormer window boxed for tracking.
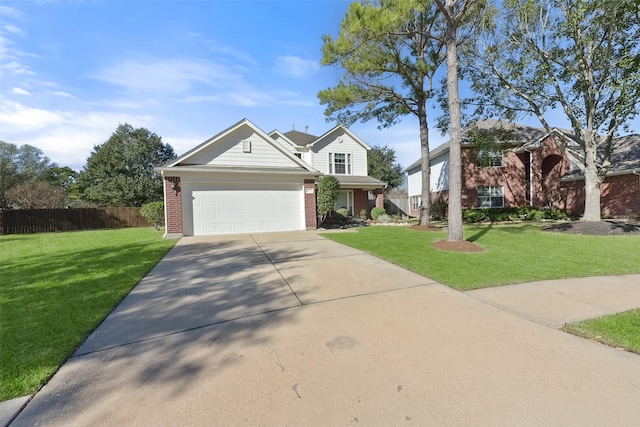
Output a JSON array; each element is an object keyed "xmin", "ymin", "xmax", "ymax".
[{"xmin": 329, "ymin": 152, "xmax": 352, "ymax": 174}]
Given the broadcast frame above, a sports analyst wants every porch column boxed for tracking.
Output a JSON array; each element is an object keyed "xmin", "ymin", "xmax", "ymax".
[
  {"xmin": 304, "ymin": 179, "xmax": 317, "ymax": 230},
  {"xmin": 375, "ymin": 189, "xmax": 384, "ymax": 208},
  {"xmin": 164, "ymin": 176, "xmax": 183, "ymax": 238}
]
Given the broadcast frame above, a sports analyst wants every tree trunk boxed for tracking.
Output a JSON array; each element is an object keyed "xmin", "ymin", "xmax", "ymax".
[
  {"xmin": 582, "ymin": 136, "xmax": 602, "ymax": 221},
  {"xmin": 419, "ymin": 105, "xmax": 432, "ymax": 226},
  {"xmin": 444, "ymin": 0, "xmax": 464, "ymax": 241}
]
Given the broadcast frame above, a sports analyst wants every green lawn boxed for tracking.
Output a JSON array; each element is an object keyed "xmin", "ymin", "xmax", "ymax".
[
  {"xmin": 323, "ymin": 223, "xmax": 640, "ymax": 290},
  {"xmin": 0, "ymin": 228, "xmax": 176, "ymax": 401},
  {"xmin": 563, "ymin": 309, "xmax": 640, "ymax": 354}
]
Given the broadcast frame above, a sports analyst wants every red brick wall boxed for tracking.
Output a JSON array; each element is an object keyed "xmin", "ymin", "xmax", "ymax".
[
  {"xmin": 461, "ymin": 147, "xmax": 529, "ymax": 207},
  {"xmin": 530, "ymin": 137, "xmax": 572, "ymax": 208},
  {"xmin": 560, "ymin": 174, "xmax": 640, "ymax": 217},
  {"xmin": 304, "ymin": 180, "xmax": 317, "ymax": 229},
  {"xmin": 164, "ymin": 177, "xmax": 183, "ymax": 236},
  {"xmin": 353, "ymin": 189, "xmax": 370, "ymax": 218}
]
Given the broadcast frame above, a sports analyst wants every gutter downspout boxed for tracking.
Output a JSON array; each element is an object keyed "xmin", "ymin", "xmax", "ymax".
[
  {"xmin": 525, "ymin": 147, "xmax": 534, "ymax": 206},
  {"xmin": 634, "ymin": 170, "xmax": 640, "ymax": 216}
]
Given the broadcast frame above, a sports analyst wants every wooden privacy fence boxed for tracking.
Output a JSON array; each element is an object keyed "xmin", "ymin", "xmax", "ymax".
[{"xmin": 0, "ymin": 208, "xmax": 151, "ymax": 235}]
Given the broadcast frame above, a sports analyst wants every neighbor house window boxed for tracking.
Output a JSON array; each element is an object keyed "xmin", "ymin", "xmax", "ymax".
[
  {"xmin": 294, "ymin": 153, "xmax": 302, "ymax": 159},
  {"xmin": 334, "ymin": 190, "xmax": 354, "ymax": 215},
  {"xmin": 329, "ymin": 153, "xmax": 352, "ymax": 174},
  {"xmin": 477, "ymin": 186, "xmax": 504, "ymax": 208},
  {"xmin": 477, "ymin": 149, "xmax": 503, "ymax": 167},
  {"xmin": 411, "ymin": 195, "xmax": 421, "ymax": 211}
]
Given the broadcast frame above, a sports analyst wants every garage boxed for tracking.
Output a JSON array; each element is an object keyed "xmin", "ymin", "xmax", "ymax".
[
  {"xmin": 190, "ymin": 184, "xmax": 304, "ymax": 236},
  {"xmin": 158, "ymin": 119, "xmax": 319, "ymax": 238}
]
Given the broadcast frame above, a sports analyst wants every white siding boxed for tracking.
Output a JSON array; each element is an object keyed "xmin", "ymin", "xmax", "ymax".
[
  {"xmin": 407, "ymin": 151, "xmax": 450, "ymax": 196},
  {"xmin": 188, "ymin": 128, "xmax": 298, "ymax": 168},
  {"xmin": 271, "ymin": 135, "xmax": 297, "ymax": 153},
  {"xmin": 431, "ymin": 154, "xmax": 450, "ymax": 191},
  {"xmin": 312, "ymin": 132, "xmax": 368, "ymax": 176},
  {"xmin": 407, "ymin": 167, "xmax": 423, "ymax": 197}
]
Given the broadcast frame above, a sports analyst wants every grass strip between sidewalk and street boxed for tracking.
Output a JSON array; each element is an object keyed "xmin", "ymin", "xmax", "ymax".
[
  {"xmin": 563, "ymin": 309, "xmax": 640, "ymax": 354},
  {"xmin": 0, "ymin": 228, "xmax": 176, "ymax": 401}
]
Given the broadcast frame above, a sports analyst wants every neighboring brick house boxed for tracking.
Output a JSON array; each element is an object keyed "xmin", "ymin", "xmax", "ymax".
[
  {"xmin": 406, "ymin": 120, "xmax": 640, "ymax": 218},
  {"xmin": 157, "ymin": 118, "xmax": 385, "ymax": 237}
]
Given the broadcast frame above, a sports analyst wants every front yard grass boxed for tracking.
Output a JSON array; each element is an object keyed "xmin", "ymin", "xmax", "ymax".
[
  {"xmin": 322, "ymin": 223, "xmax": 640, "ymax": 290},
  {"xmin": 0, "ymin": 228, "xmax": 176, "ymax": 401},
  {"xmin": 563, "ymin": 309, "xmax": 640, "ymax": 354}
]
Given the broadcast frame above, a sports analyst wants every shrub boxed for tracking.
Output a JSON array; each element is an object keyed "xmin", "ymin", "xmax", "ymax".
[
  {"xmin": 463, "ymin": 209, "xmax": 487, "ymax": 223},
  {"xmin": 317, "ymin": 176, "xmax": 340, "ymax": 222},
  {"xmin": 545, "ymin": 209, "xmax": 568, "ymax": 220},
  {"xmin": 140, "ymin": 201, "xmax": 165, "ymax": 231},
  {"xmin": 377, "ymin": 213, "xmax": 392, "ymax": 223},
  {"xmin": 392, "ymin": 213, "xmax": 401, "ymax": 221},
  {"xmin": 431, "ymin": 194, "xmax": 447, "ymax": 220},
  {"xmin": 359, "ymin": 209, "xmax": 367, "ymax": 220},
  {"xmin": 526, "ymin": 209, "xmax": 546, "ymax": 220},
  {"xmin": 336, "ymin": 208, "xmax": 349, "ymax": 219},
  {"xmin": 371, "ymin": 206, "xmax": 386, "ymax": 220}
]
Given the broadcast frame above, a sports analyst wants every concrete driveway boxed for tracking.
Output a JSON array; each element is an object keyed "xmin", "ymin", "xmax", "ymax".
[{"xmin": 9, "ymin": 231, "xmax": 640, "ymax": 426}]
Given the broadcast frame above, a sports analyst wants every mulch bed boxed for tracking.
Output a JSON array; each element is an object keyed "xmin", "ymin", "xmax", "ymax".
[
  {"xmin": 542, "ymin": 220, "xmax": 640, "ymax": 235},
  {"xmin": 408, "ymin": 224, "xmax": 443, "ymax": 231},
  {"xmin": 432, "ymin": 239, "xmax": 485, "ymax": 252},
  {"xmin": 408, "ymin": 224, "xmax": 485, "ymax": 252}
]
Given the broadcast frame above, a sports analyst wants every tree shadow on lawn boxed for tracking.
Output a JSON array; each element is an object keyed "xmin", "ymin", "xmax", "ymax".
[{"xmin": 9, "ymin": 238, "xmax": 316, "ymax": 426}]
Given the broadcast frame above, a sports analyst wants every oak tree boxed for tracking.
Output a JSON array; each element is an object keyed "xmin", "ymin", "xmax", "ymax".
[
  {"xmin": 77, "ymin": 124, "xmax": 176, "ymax": 207},
  {"xmin": 467, "ymin": 0, "xmax": 640, "ymax": 221}
]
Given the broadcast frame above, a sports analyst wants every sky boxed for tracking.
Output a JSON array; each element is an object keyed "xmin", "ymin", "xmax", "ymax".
[
  {"xmin": 0, "ymin": 0, "xmax": 440, "ymax": 172},
  {"xmin": 1, "ymin": 1, "xmax": 638, "ymax": 173}
]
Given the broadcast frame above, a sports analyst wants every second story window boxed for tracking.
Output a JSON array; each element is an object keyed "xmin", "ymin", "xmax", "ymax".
[
  {"xmin": 329, "ymin": 153, "xmax": 352, "ymax": 174},
  {"xmin": 477, "ymin": 149, "xmax": 504, "ymax": 167}
]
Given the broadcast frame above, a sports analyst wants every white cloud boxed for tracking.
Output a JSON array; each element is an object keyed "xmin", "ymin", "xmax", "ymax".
[
  {"xmin": 11, "ymin": 87, "xmax": 30, "ymax": 95},
  {"xmin": 187, "ymin": 33, "xmax": 259, "ymax": 67},
  {"xmin": 3, "ymin": 24, "xmax": 25, "ymax": 36},
  {"xmin": 93, "ymin": 57, "xmax": 238, "ymax": 95},
  {"xmin": 0, "ymin": 99, "xmax": 63, "ymax": 130},
  {"xmin": 274, "ymin": 55, "xmax": 320, "ymax": 78},
  {"xmin": 51, "ymin": 90, "xmax": 74, "ymax": 98},
  {"xmin": 0, "ymin": 6, "xmax": 23, "ymax": 19},
  {"xmin": 0, "ymin": 99, "xmax": 155, "ymax": 170}
]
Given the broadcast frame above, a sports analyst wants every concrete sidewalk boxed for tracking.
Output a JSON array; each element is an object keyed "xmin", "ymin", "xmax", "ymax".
[
  {"xmin": 467, "ymin": 274, "xmax": 640, "ymax": 328},
  {"xmin": 5, "ymin": 232, "xmax": 640, "ymax": 426}
]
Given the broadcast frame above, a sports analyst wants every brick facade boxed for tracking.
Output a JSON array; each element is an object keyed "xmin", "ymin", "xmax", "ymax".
[
  {"xmin": 304, "ymin": 179, "xmax": 317, "ymax": 230},
  {"xmin": 164, "ymin": 177, "xmax": 183, "ymax": 238},
  {"xmin": 353, "ymin": 189, "xmax": 370, "ymax": 218},
  {"xmin": 560, "ymin": 173, "xmax": 640, "ymax": 217}
]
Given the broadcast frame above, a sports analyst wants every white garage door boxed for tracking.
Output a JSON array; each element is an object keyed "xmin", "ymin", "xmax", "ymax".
[{"xmin": 192, "ymin": 185, "xmax": 304, "ymax": 235}]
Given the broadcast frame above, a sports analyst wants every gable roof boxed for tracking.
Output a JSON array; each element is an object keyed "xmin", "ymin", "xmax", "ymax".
[
  {"xmin": 160, "ymin": 118, "xmax": 317, "ymax": 174},
  {"xmin": 563, "ymin": 134, "xmax": 640, "ymax": 179},
  {"xmin": 283, "ymin": 129, "xmax": 318, "ymax": 147},
  {"xmin": 284, "ymin": 125, "xmax": 371, "ymax": 151},
  {"xmin": 609, "ymin": 134, "xmax": 640, "ymax": 172},
  {"xmin": 405, "ymin": 120, "xmax": 574, "ymax": 172}
]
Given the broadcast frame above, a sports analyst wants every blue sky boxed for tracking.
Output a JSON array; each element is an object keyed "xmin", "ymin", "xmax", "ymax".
[
  {"xmin": 0, "ymin": 0, "xmax": 438, "ymax": 172},
  {"xmin": 1, "ymin": 1, "xmax": 637, "ymax": 173}
]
